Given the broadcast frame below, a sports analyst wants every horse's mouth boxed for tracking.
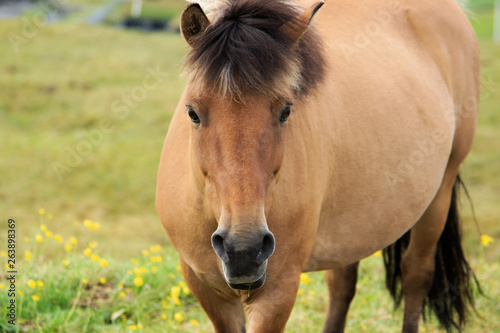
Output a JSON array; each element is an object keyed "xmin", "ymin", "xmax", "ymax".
[{"xmin": 227, "ymin": 272, "xmax": 266, "ymax": 290}]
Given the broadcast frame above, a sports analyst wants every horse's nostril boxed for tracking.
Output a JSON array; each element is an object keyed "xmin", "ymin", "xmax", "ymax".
[
  {"xmin": 211, "ymin": 232, "xmax": 229, "ymax": 263},
  {"xmin": 257, "ymin": 231, "xmax": 275, "ymax": 265}
]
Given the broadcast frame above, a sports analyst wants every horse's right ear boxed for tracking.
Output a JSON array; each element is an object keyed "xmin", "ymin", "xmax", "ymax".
[{"xmin": 181, "ymin": 3, "xmax": 210, "ymax": 47}]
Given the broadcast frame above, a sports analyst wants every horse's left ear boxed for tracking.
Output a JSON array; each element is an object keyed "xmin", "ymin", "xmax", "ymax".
[
  {"xmin": 280, "ymin": 1, "xmax": 325, "ymax": 42},
  {"xmin": 181, "ymin": 3, "xmax": 210, "ymax": 47}
]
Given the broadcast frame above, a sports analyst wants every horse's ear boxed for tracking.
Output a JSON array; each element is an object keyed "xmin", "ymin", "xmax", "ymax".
[
  {"xmin": 181, "ymin": 3, "xmax": 210, "ymax": 47},
  {"xmin": 280, "ymin": 1, "xmax": 324, "ymax": 43}
]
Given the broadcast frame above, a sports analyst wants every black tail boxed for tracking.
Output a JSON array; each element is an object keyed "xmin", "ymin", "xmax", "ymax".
[{"xmin": 383, "ymin": 174, "xmax": 480, "ymax": 332}]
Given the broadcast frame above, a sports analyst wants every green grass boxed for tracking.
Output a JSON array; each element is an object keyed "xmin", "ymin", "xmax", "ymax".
[
  {"xmin": 1, "ymin": 215, "xmax": 499, "ymax": 332},
  {"xmin": 0, "ymin": 2, "xmax": 499, "ymax": 332}
]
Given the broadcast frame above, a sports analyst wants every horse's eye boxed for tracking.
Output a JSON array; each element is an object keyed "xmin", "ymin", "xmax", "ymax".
[
  {"xmin": 279, "ymin": 105, "xmax": 291, "ymax": 123},
  {"xmin": 187, "ymin": 107, "xmax": 201, "ymax": 124}
]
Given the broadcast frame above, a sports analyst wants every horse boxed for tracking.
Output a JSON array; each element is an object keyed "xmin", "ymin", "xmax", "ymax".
[{"xmin": 156, "ymin": 0, "xmax": 480, "ymax": 332}]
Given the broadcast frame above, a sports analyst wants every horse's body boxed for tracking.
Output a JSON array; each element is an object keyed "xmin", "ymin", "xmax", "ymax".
[{"xmin": 156, "ymin": 0, "xmax": 479, "ymax": 332}]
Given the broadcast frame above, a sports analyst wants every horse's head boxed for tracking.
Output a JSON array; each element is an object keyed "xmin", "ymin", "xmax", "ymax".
[{"xmin": 180, "ymin": 0, "xmax": 324, "ymax": 290}]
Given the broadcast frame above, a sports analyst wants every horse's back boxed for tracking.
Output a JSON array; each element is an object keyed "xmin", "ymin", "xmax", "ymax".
[{"xmin": 302, "ymin": 0, "xmax": 479, "ymax": 269}]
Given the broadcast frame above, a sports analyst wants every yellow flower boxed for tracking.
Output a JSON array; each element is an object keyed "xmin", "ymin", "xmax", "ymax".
[
  {"xmin": 83, "ymin": 219, "xmax": 101, "ymax": 230},
  {"xmin": 151, "ymin": 256, "xmax": 162, "ymax": 263},
  {"xmin": 39, "ymin": 208, "xmax": 45, "ymax": 215},
  {"xmin": 134, "ymin": 277, "xmax": 144, "ymax": 287},
  {"xmin": 99, "ymin": 258, "xmax": 109, "ymax": 267},
  {"xmin": 161, "ymin": 313, "xmax": 167, "ymax": 320},
  {"xmin": 373, "ymin": 250, "xmax": 382, "ymax": 258},
  {"xmin": 176, "ymin": 265, "xmax": 181, "ymax": 271},
  {"xmin": 62, "ymin": 259, "xmax": 69, "ymax": 266},
  {"xmin": 137, "ymin": 324, "xmax": 143, "ymax": 329},
  {"xmin": 35, "ymin": 234, "xmax": 44, "ymax": 243},
  {"xmin": 24, "ymin": 250, "xmax": 33, "ymax": 261},
  {"xmin": 183, "ymin": 287, "xmax": 190, "ymax": 295},
  {"xmin": 119, "ymin": 291, "xmax": 126, "ymax": 297},
  {"xmin": 64, "ymin": 244, "xmax": 73, "ymax": 252},
  {"xmin": 171, "ymin": 286, "xmax": 181, "ymax": 297},
  {"xmin": 73, "ymin": 220, "xmax": 78, "ymax": 226},
  {"xmin": 69, "ymin": 237, "xmax": 78, "ymax": 245},
  {"xmin": 150, "ymin": 245, "xmax": 157, "ymax": 253},
  {"xmin": 151, "ymin": 266, "xmax": 158, "ymax": 273},
  {"xmin": 83, "ymin": 248, "xmax": 92, "ymax": 257},
  {"xmin": 129, "ymin": 324, "xmax": 137, "ymax": 330},
  {"xmin": 178, "ymin": 281, "xmax": 186, "ymax": 287},
  {"xmin": 37, "ymin": 280, "xmax": 44, "ymax": 287},
  {"xmin": 54, "ymin": 234, "xmax": 63, "ymax": 243},
  {"xmin": 48, "ymin": 213, "xmax": 53, "ymax": 219},
  {"xmin": 190, "ymin": 319, "xmax": 199, "ymax": 326},
  {"xmin": 360, "ymin": 322, "xmax": 367, "ymax": 330},
  {"xmin": 131, "ymin": 258, "xmax": 138, "ymax": 264},
  {"xmin": 82, "ymin": 278, "xmax": 88, "ymax": 284},
  {"xmin": 481, "ymin": 234, "xmax": 495, "ymax": 247},
  {"xmin": 45, "ymin": 231, "xmax": 53, "ymax": 238},
  {"xmin": 32, "ymin": 295, "xmax": 40, "ymax": 301},
  {"xmin": 91, "ymin": 254, "xmax": 100, "ymax": 262},
  {"xmin": 84, "ymin": 219, "xmax": 93, "ymax": 229},
  {"xmin": 99, "ymin": 277, "xmax": 106, "ymax": 284},
  {"xmin": 127, "ymin": 270, "xmax": 132, "ymax": 275},
  {"xmin": 133, "ymin": 267, "xmax": 141, "ymax": 275},
  {"xmin": 154, "ymin": 244, "xmax": 162, "ymax": 251},
  {"xmin": 18, "ymin": 290, "xmax": 24, "ymax": 296},
  {"xmin": 300, "ymin": 273, "xmax": 311, "ymax": 285},
  {"xmin": 118, "ymin": 282, "xmax": 124, "ymax": 289},
  {"xmin": 24, "ymin": 237, "xmax": 30, "ymax": 242},
  {"xmin": 0, "ymin": 283, "xmax": 5, "ymax": 289},
  {"xmin": 40, "ymin": 224, "xmax": 47, "ymax": 232},
  {"xmin": 28, "ymin": 279, "xmax": 37, "ymax": 288},
  {"xmin": 142, "ymin": 250, "xmax": 150, "ymax": 256},
  {"xmin": 171, "ymin": 286, "xmax": 181, "ymax": 305},
  {"xmin": 297, "ymin": 289, "xmax": 304, "ymax": 295},
  {"xmin": 140, "ymin": 267, "xmax": 148, "ymax": 273},
  {"xmin": 0, "ymin": 251, "xmax": 6, "ymax": 257},
  {"xmin": 174, "ymin": 312, "xmax": 183, "ymax": 322},
  {"xmin": 89, "ymin": 241, "xmax": 98, "ymax": 248}
]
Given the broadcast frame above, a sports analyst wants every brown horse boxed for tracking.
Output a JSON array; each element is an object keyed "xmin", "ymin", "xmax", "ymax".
[{"xmin": 156, "ymin": 0, "xmax": 480, "ymax": 332}]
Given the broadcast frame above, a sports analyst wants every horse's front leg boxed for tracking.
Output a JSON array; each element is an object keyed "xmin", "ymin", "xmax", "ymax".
[
  {"xmin": 180, "ymin": 259, "xmax": 246, "ymax": 333},
  {"xmin": 323, "ymin": 262, "xmax": 359, "ymax": 333},
  {"xmin": 243, "ymin": 271, "xmax": 301, "ymax": 333}
]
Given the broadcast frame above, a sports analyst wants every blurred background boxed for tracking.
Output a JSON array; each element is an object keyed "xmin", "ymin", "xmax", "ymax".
[
  {"xmin": 0, "ymin": 0, "xmax": 499, "ymax": 332},
  {"xmin": 1, "ymin": 0, "xmax": 191, "ymax": 257}
]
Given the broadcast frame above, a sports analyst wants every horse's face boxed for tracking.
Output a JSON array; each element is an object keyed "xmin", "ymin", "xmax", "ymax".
[
  {"xmin": 179, "ymin": 1, "xmax": 323, "ymax": 290},
  {"xmin": 186, "ymin": 92, "xmax": 292, "ymax": 289}
]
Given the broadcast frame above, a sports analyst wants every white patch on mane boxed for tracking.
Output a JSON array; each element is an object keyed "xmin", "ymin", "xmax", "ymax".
[
  {"xmin": 186, "ymin": 0, "xmax": 231, "ymax": 21},
  {"xmin": 186, "ymin": 0, "xmax": 300, "ymax": 22}
]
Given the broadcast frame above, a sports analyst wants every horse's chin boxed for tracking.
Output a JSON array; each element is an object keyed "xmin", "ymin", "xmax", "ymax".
[
  {"xmin": 227, "ymin": 272, "xmax": 266, "ymax": 290},
  {"xmin": 223, "ymin": 261, "xmax": 268, "ymax": 290}
]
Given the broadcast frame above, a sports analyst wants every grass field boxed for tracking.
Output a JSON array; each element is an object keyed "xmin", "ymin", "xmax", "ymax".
[{"xmin": 0, "ymin": 0, "xmax": 499, "ymax": 332}]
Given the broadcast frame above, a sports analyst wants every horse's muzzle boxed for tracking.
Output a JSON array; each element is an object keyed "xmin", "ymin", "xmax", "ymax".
[{"xmin": 211, "ymin": 228, "xmax": 275, "ymax": 290}]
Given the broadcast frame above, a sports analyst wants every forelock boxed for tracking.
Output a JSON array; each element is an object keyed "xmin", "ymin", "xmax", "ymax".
[{"xmin": 184, "ymin": 0, "xmax": 325, "ymax": 99}]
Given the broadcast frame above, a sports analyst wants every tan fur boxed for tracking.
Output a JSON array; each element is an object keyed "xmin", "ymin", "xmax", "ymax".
[{"xmin": 157, "ymin": 0, "xmax": 479, "ymax": 331}]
